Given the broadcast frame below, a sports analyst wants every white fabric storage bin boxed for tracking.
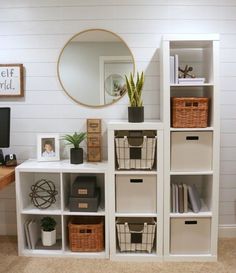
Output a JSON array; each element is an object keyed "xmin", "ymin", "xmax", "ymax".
[
  {"xmin": 116, "ymin": 217, "xmax": 156, "ymax": 253},
  {"xmin": 171, "ymin": 132, "xmax": 212, "ymax": 171},
  {"xmin": 170, "ymin": 217, "xmax": 211, "ymax": 254},
  {"xmin": 116, "ymin": 175, "xmax": 156, "ymax": 213}
]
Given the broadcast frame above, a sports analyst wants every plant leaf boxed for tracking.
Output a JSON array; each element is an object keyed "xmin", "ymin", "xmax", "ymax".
[{"xmin": 62, "ymin": 132, "xmax": 87, "ymax": 149}]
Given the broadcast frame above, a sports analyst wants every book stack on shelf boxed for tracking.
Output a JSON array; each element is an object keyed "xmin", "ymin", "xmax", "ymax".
[
  {"xmin": 171, "ymin": 184, "xmax": 201, "ymax": 213},
  {"xmin": 178, "ymin": 78, "xmax": 205, "ymax": 85}
]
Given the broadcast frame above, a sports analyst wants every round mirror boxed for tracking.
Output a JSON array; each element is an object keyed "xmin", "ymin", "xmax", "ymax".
[{"xmin": 57, "ymin": 29, "xmax": 135, "ymax": 107}]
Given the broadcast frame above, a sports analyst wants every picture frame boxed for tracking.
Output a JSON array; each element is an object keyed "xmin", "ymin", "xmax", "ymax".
[
  {"xmin": 0, "ymin": 64, "xmax": 24, "ymax": 97},
  {"xmin": 37, "ymin": 134, "xmax": 60, "ymax": 162}
]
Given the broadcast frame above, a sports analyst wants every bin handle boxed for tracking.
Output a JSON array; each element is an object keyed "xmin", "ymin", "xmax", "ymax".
[
  {"xmin": 185, "ymin": 220, "xmax": 197, "ymax": 225},
  {"xmin": 186, "ymin": 136, "xmax": 199, "ymax": 141},
  {"xmin": 79, "ymin": 229, "xmax": 92, "ymax": 233},
  {"xmin": 124, "ymin": 135, "xmax": 148, "ymax": 147},
  {"xmin": 124, "ymin": 222, "xmax": 147, "ymax": 233},
  {"xmin": 130, "ymin": 179, "xmax": 143, "ymax": 183}
]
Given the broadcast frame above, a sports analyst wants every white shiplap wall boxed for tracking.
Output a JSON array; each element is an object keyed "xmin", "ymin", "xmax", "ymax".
[{"xmin": 0, "ymin": 0, "xmax": 236, "ymax": 236}]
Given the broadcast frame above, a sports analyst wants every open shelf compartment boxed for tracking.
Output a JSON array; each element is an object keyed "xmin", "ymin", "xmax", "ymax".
[
  {"xmin": 170, "ymin": 41, "xmax": 213, "ymax": 84},
  {"xmin": 19, "ymin": 172, "xmax": 61, "ymax": 212},
  {"xmin": 62, "ymin": 173, "xmax": 105, "ymax": 214},
  {"xmin": 21, "ymin": 214, "xmax": 62, "ymax": 252},
  {"xmin": 170, "ymin": 175, "xmax": 213, "ymax": 216}
]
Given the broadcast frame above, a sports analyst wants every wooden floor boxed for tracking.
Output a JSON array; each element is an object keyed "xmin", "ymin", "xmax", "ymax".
[{"xmin": 0, "ymin": 236, "xmax": 236, "ymax": 273}]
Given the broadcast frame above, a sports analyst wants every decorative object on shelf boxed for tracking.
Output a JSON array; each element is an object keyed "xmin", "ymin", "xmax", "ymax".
[
  {"xmin": 29, "ymin": 179, "xmax": 58, "ymax": 209},
  {"xmin": 178, "ymin": 65, "xmax": 195, "ymax": 78},
  {"xmin": 87, "ymin": 119, "xmax": 102, "ymax": 162},
  {"xmin": 171, "ymin": 97, "xmax": 209, "ymax": 128},
  {"xmin": 37, "ymin": 134, "xmax": 60, "ymax": 162},
  {"xmin": 0, "ymin": 64, "xmax": 24, "ymax": 97},
  {"xmin": 125, "ymin": 71, "xmax": 144, "ymax": 122},
  {"xmin": 41, "ymin": 217, "xmax": 57, "ymax": 246},
  {"xmin": 62, "ymin": 132, "xmax": 87, "ymax": 164}
]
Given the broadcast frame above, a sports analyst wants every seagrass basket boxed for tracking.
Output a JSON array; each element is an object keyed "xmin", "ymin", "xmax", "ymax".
[
  {"xmin": 172, "ymin": 97, "xmax": 209, "ymax": 128},
  {"xmin": 68, "ymin": 216, "xmax": 104, "ymax": 252}
]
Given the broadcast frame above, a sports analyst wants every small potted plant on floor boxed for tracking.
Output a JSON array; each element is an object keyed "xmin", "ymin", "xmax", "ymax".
[
  {"xmin": 125, "ymin": 71, "xmax": 145, "ymax": 122},
  {"xmin": 62, "ymin": 132, "xmax": 87, "ymax": 164},
  {"xmin": 41, "ymin": 216, "xmax": 57, "ymax": 246}
]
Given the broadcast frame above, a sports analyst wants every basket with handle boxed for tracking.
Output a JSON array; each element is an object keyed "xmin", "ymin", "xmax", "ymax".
[
  {"xmin": 68, "ymin": 216, "xmax": 104, "ymax": 252},
  {"xmin": 116, "ymin": 217, "xmax": 156, "ymax": 253},
  {"xmin": 171, "ymin": 97, "xmax": 209, "ymax": 128},
  {"xmin": 115, "ymin": 130, "xmax": 157, "ymax": 169}
]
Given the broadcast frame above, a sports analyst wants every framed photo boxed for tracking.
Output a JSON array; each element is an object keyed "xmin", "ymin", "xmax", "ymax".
[
  {"xmin": 37, "ymin": 134, "xmax": 60, "ymax": 162},
  {"xmin": 0, "ymin": 64, "xmax": 24, "ymax": 97}
]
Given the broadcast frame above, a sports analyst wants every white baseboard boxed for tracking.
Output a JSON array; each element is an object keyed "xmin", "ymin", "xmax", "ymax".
[{"xmin": 219, "ymin": 225, "xmax": 236, "ymax": 238}]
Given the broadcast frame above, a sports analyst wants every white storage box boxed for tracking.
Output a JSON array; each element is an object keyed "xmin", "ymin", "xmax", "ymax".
[
  {"xmin": 116, "ymin": 217, "xmax": 156, "ymax": 253},
  {"xmin": 116, "ymin": 175, "xmax": 156, "ymax": 213},
  {"xmin": 171, "ymin": 132, "xmax": 212, "ymax": 171},
  {"xmin": 115, "ymin": 133, "xmax": 156, "ymax": 170},
  {"xmin": 170, "ymin": 217, "xmax": 211, "ymax": 254}
]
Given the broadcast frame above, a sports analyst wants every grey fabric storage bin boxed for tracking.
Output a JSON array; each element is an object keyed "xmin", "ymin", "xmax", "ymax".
[
  {"xmin": 71, "ymin": 176, "xmax": 96, "ymax": 197},
  {"xmin": 69, "ymin": 190, "xmax": 100, "ymax": 212}
]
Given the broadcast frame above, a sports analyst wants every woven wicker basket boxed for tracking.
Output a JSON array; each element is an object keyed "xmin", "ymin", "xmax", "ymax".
[
  {"xmin": 172, "ymin": 97, "xmax": 209, "ymax": 128},
  {"xmin": 68, "ymin": 217, "xmax": 104, "ymax": 252}
]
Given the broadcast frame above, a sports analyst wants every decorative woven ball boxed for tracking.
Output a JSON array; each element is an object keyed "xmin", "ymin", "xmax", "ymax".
[{"xmin": 29, "ymin": 179, "xmax": 58, "ymax": 209}]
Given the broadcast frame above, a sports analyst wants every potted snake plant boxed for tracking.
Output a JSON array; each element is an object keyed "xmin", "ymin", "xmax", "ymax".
[
  {"xmin": 62, "ymin": 132, "xmax": 87, "ymax": 164},
  {"xmin": 41, "ymin": 217, "xmax": 57, "ymax": 246},
  {"xmin": 125, "ymin": 71, "xmax": 145, "ymax": 122}
]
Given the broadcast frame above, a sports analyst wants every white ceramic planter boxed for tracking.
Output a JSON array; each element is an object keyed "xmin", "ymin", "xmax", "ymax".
[{"xmin": 41, "ymin": 229, "xmax": 56, "ymax": 246}]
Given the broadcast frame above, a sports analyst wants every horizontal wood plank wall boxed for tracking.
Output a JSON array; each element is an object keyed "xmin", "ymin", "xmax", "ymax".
[{"xmin": 0, "ymin": 0, "xmax": 236, "ymax": 235}]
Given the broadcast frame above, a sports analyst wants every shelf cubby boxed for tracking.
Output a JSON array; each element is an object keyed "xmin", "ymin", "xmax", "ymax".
[
  {"xmin": 19, "ymin": 172, "xmax": 61, "ymax": 212},
  {"xmin": 170, "ymin": 175, "xmax": 213, "ymax": 216},
  {"xmin": 62, "ymin": 172, "xmax": 105, "ymax": 213},
  {"xmin": 21, "ymin": 214, "xmax": 62, "ymax": 253}
]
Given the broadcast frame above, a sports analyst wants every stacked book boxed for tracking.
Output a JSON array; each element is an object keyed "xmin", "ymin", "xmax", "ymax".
[
  {"xmin": 178, "ymin": 78, "xmax": 205, "ymax": 85},
  {"xmin": 24, "ymin": 218, "xmax": 40, "ymax": 249},
  {"xmin": 171, "ymin": 183, "xmax": 202, "ymax": 213},
  {"xmin": 170, "ymin": 55, "xmax": 179, "ymax": 84}
]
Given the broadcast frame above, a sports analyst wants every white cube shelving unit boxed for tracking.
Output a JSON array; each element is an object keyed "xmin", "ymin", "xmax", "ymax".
[
  {"xmin": 15, "ymin": 160, "xmax": 109, "ymax": 258},
  {"xmin": 108, "ymin": 121, "xmax": 164, "ymax": 261},
  {"xmin": 14, "ymin": 33, "xmax": 220, "ymax": 262},
  {"xmin": 161, "ymin": 34, "xmax": 220, "ymax": 261}
]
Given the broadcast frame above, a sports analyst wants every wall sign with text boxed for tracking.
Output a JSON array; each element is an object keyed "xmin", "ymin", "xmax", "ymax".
[{"xmin": 0, "ymin": 64, "xmax": 24, "ymax": 97}]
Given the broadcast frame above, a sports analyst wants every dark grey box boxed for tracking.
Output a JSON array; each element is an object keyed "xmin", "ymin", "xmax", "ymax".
[
  {"xmin": 69, "ymin": 190, "xmax": 100, "ymax": 212},
  {"xmin": 71, "ymin": 176, "xmax": 96, "ymax": 197}
]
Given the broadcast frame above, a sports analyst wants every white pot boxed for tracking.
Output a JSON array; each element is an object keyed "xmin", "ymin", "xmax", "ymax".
[{"xmin": 41, "ymin": 229, "xmax": 56, "ymax": 246}]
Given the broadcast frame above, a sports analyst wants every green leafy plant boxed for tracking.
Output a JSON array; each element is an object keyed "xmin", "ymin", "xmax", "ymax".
[
  {"xmin": 41, "ymin": 217, "xmax": 56, "ymax": 232},
  {"xmin": 125, "ymin": 71, "xmax": 144, "ymax": 107},
  {"xmin": 62, "ymin": 132, "xmax": 87, "ymax": 149}
]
